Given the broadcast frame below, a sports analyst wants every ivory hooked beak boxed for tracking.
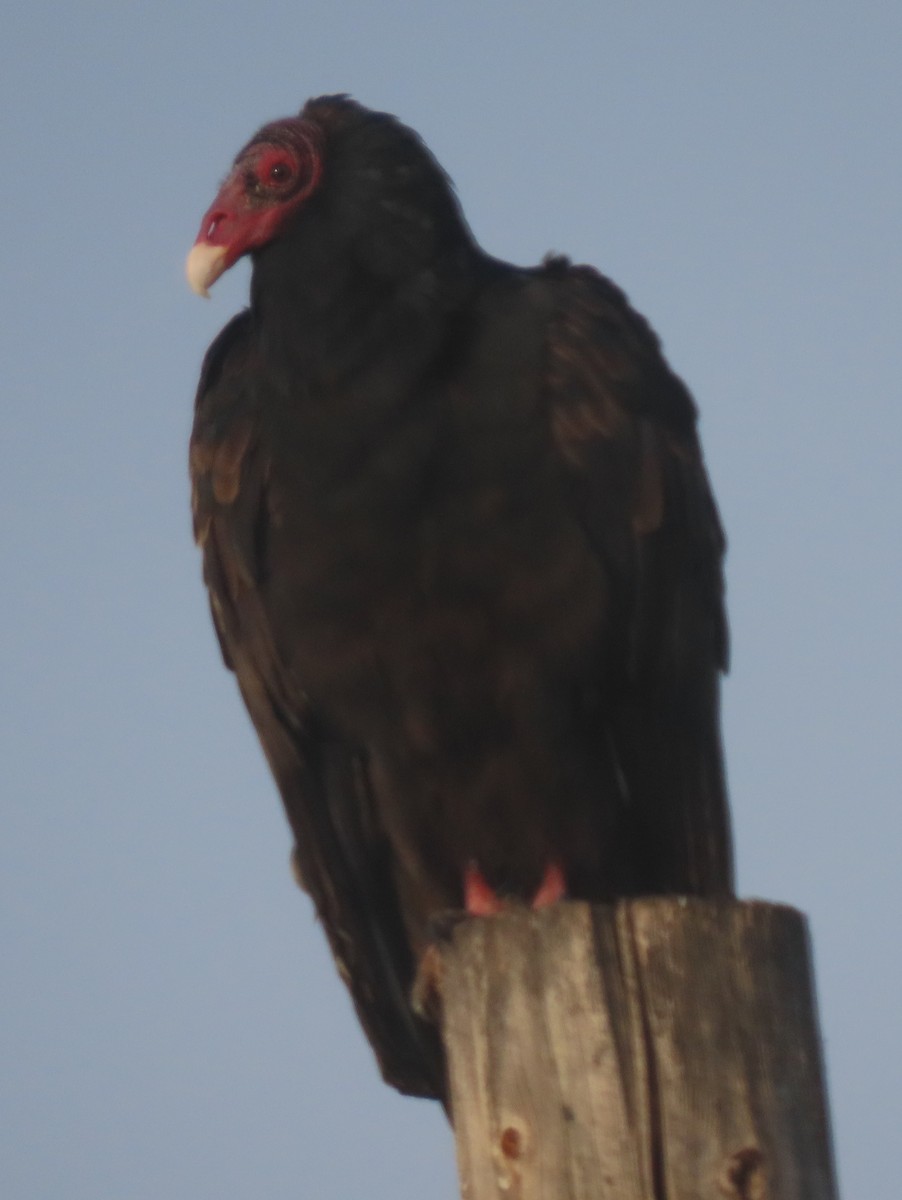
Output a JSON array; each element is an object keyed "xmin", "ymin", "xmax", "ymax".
[{"xmin": 185, "ymin": 242, "xmax": 229, "ymax": 298}]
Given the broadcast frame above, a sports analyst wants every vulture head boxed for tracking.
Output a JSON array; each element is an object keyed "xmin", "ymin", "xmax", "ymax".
[
  {"xmin": 186, "ymin": 118, "xmax": 324, "ymax": 297},
  {"xmin": 186, "ymin": 96, "xmax": 472, "ymax": 301}
]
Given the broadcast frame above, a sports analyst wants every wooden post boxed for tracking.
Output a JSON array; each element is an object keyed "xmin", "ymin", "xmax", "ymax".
[{"xmin": 436, "ymin": 899, "xmax": 837, "ymax": 1200}]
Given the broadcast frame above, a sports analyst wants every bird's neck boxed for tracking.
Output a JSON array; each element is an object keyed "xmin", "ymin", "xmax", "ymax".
[{"xmin": 248, "ymin": 200, "xmax": 483, "ymax": 396}]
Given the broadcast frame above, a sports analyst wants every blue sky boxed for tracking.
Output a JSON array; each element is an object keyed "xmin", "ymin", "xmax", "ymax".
[{"xmin": 2, "ymin": 3, "xmax": 900, "ymax": 1196}]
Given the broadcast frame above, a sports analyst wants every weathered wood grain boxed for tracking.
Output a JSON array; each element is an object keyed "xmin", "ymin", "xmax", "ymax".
[{"xmin": 438, "ymin": 900, "xmax": 837, "ymax": 1200}]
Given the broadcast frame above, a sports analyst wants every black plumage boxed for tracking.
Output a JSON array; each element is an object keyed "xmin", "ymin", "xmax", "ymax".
[{"xmin": 187, "ymin": 95, "xmax": 732, "ymax": 1101}]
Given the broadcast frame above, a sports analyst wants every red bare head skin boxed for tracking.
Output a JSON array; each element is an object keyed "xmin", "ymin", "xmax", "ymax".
[{"xmin": 186, "ymin": 117, "xmax": 323, "ymax": 296}]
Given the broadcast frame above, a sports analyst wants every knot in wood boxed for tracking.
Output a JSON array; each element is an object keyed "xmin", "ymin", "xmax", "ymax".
[
  {"xmin": 721, "ymin": 1146, "xmax": 765, "ymax": 1200},
  {"xmin": 499, "ymin": 1126, "xmax": 522, "ymax": 1160}
]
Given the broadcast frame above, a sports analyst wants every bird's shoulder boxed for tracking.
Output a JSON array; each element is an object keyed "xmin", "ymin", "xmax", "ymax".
[
  {"xmin": 522, "ymin": 256, "xmax": 728, "ymax": 674},
  {"xmin": 188, "ymin": 310, "xmax": 273, "ymax": 670},
  {"xmin": 189, "ymin": 310, "xmax": 259, "ymax": 525},
  {"xmin": 524, "ymin": 256, "xmax": 700, "ymax": 439}
]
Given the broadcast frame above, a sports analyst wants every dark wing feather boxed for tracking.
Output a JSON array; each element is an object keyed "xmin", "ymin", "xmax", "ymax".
[
  {"xmin": 190, "ymin": 313, "xmax": 444, "ymax": 1099},
  {"xmin": 543, "ymin": 263, "xmax": 733, "ymax": 894}
]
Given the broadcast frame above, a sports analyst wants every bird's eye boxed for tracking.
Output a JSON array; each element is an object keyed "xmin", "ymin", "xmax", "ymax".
[
  {"xmin": 251, "ymin": 147, "xmax": 299, "ymax": 193},
  {"xmin": 238, "ymin": 129, "xmax": 321, "ymax": 205}
]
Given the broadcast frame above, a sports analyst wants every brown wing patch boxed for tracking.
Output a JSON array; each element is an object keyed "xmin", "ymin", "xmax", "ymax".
[
  {"xmin": 546, "ymin": 313, "xmax": 628, "ymax": 465},
  {"xmin": 632, "ymin": 429, "xmax": 666, "ymax": 536},
  {"xmin": 211, "ymin": 422, "xmax": 255, "ymax": 505},
  {"xmin": 545, "ymin": 265, "xmax": 698, "ymax": 466},
  {"xmin": 190, "ymin": 419, "xmax": 255, "ymax": 509}
]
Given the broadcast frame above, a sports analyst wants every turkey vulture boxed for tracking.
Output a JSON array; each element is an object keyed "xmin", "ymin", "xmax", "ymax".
[{"xmin": 186, "ymin": 95, "xmax": 733, "ymax": 1102}]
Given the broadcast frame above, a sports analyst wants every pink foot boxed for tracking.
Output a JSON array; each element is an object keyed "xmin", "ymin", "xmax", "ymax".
[
  {"xmin": 531, "ymin": 860, "xmax": 567, "ymax": 909},
  {"xmin": 464, "ymin": 863, "xmax": 505, "ymax": 916}
]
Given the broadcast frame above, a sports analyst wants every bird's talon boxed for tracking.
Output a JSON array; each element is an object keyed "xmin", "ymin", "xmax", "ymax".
[
  {"xmin": 531, "ymin": 860, "xmax": 568, "ymax": 909},
  {"xmin": 464, "ymin": 862, "xmax": 505, "ymax": 915}
]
